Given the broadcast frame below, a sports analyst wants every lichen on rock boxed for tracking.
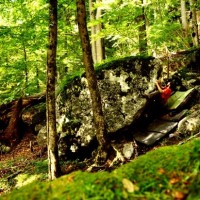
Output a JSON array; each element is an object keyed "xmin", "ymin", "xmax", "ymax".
[{"xmin": 56, "ymin": 56, "xmax": 163, "ymax": 159}]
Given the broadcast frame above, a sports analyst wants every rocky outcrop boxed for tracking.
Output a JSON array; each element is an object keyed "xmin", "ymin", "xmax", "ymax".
[
  {"xmin": 55, "ymin": 51, "xmax": 200, "ymax": 160},
  {"xmin": 1, "ymin": 50, "xmax": 199, "ymax": 159},
  {"xmin": 56, "ymin": 56, "xmax": 163, "ymax": 159}
]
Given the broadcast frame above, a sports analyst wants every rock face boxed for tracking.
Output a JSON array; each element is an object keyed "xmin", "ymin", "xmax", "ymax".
[
  {"xmin": 177, "ymin": 104, "xmax": 200, "ymax": 136},
  {"xmin": 56, "ymin": 56, "xmax": 163, "ymax": 159},
  {"xmin": 34, "ymin": 50, "xmax": 199, "ymax": 160}
]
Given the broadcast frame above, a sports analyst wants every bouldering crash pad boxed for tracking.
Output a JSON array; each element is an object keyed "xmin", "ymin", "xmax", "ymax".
[
  {"xmin": 165, "ymin": 88, "xmax": 196, "ymax": 110},
  {"xmin": 133, "ymin": 88, "xmax": 196, "ymax": 146},
  {"xmin": 160, "ymin": 109, "xmax": 188, "ymax": 122},
  {"xmin": 133, "ymin": 131, "xmax": 170, "ymax": 146},
  {"xmin": 133, "ymin": 119, "xmax": 178, "ymax": 145},
  {"xmin": 146, "ymin": 119, "xmax": 178, "ymax": 133}
]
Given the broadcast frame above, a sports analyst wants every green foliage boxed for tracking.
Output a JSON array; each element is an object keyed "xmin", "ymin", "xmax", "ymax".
[
  {"xmin": 0, "ymin": 0, "xmax": 48, "ymax": 104},
  {"xmin": 1, "ymin": 138, "xmax": 200, "ymax": 200},
  {"xmin": 56, "ymin": 68, "xmax": 84, "ymax": 96},
  {"xmin": 0, "ymin": 157, "xmax": 48, "ymax": 195},
  {"xmin": 0, "ymin": 0, "xmax": 82, "ymax": 104},
  {"xmin": 0, "ymin": 0, "xmax": 197, "ymax": 104},
  {"xmin": 31, "ymin": 160, "xmax": 48, "ymax": 175}
]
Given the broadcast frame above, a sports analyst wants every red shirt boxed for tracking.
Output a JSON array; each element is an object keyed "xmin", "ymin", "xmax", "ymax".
[{"xmin": 161, "ymin": 87, "xmax": 172, "ymax": 103}]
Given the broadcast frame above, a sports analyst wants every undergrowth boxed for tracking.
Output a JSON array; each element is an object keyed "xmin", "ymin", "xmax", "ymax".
[{"xmin": 1, "ymin": 138, "xmax": 200, "ymax": 200}]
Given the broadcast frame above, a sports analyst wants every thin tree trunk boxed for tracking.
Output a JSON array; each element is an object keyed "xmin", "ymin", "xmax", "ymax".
[
  {"xmin": 137, "ymin": 0, "xmax": 148, "ymax": 55},
  {"xmin": 46, "ymin": 0, "xmax": 60, "ymax": 180},
  {"xmin": 181, "ymin": 0, "xmax": 188, "ymax": 31},
  {"xmin": 76, "ymin": 0, "xmax": 110, "ymax": 164},
  {"xmin": 23, "ymin": 43, "xmax": 28, "ymax": 93},
  {"xmin": 89, "ymin": 0, "xmax": 97, "ymax": 64},
  {"xmin": 181, "ymin": 0, "xmax": 190, "ymax": 46},
  {"xmin": 189, "ymin": 0, "xmax": 199, "ymax": 46},
  {"xmin": 36, "ymin": 66, "xmax": 40, "ymax": 91},
  {"xmin": 95, "ymin": 0, "xmax": 105, "ymax": 62}
]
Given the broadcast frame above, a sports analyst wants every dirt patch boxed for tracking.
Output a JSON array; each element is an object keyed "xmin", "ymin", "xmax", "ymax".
[{"xmin": 0, "ymin": 129, "xmax": 47, "ymax": 163}]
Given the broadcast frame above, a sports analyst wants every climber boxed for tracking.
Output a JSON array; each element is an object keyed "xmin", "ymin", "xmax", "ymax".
[
  {"xmin": 143, "ymin": 79, "xmax": 173, "ymax": 105},
  {"xmin": 155, "ymin": 80, "xmax": 172, "ymax": 104},
  {"xmin": 142, "ymin": 79, "xmax": 173, "ymax": 119}
]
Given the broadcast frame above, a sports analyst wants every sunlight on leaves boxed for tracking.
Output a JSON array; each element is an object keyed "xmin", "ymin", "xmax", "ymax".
[{"xmin": 15, "ymin": 174, "xmax": 40, "ymax": 188}]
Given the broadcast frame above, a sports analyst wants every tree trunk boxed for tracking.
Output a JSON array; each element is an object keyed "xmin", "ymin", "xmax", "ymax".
[
  {"xmin": 181, "ymin": 0, "xmax": 190, "ymax": 46},
  {"xmin": 137, "ymin": 0, "xmax": 148, "ymax": 55},
  {"xmin": 46, "ymin": 0, "xmax": 60, "ymax": 180},
  {"xmin": 95, "ymin": 0, "xmax": 105, "ymax": 62},
  {"xmin": 181, "ymin": 0, "xmax": 188, "ymax": 31},
  {"xmin": 189, "ymin": 0, "xmax": 199, "ymax": 46},
  {"xmin": 89, "ymin": 0, "xmax": 105, "ymax": 64},
  {"xmin": 2, "ymin": 98, "xmax": 23, "ymax": 147},
  {"xmin": 23, "ymin": 42, "xmax": 28, "ymax": 93},
  {"xmin": 89, "ymin": 0, "xmax": 97, "ymax": 64},
  {"xmin": 36, "ymin": 66, "xmax": 40, "ymax": 92},
  {"xmin": 76, "ymin": 0, "xmax": 110, "ymax": 164}
]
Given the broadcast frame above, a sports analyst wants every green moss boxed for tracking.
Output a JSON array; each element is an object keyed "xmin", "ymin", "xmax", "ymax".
[
  {"xmin": 1, "ymin": 138, "xmax": 200, "ymax": 200},
  {"xmin": 57, "ymin": 55, "xmax": 155, "ymax": 95},
  {"xmin": 95, "ymin": 55, "xmax": 154, "ymax": 74},
  {"xmin": 56, "ymin": 68, "xmax": 84, "ymax": 96}
]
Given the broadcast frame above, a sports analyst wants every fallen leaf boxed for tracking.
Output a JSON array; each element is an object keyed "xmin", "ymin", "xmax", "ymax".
[
  {"xmin": 122, "ymin": 178, "xmax": 139, "ymax": 193},
  {"xmin": 158, "ymin": 168, "xmax": 165, "ymax": 174},
  {"xmin": 170, "ymin": 177, "xmax": 180, "ymax": 184},
  {"xmin": 173, "ymin": 191, "xmax": 186, "ymax": 200}
]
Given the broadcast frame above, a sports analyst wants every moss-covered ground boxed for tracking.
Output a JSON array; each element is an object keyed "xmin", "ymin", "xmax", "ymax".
[{"xmin": 1, "ymin": 138, "xmax": 200, "ymax": 200}]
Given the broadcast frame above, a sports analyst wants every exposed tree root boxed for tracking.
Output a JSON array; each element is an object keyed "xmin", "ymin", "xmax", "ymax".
[{"xmin": 0, "ymin": 92, "xmax": 46, "ymax": 148}]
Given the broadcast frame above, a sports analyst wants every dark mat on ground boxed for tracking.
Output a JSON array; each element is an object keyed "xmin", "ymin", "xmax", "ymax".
[
  {"xmin": 133, "ymin": 119, "xmax": 178, "ymax": 145},
  {"xmin": 160, "ymin": 109, "xmax": 188, "ymax": 122},
  {"xmin": 133, "ymin": 131, "xmax": 170, "ymax": 146},
  {"xmin": 145, "ymin": 119, "xmax": 178, "ymax": 133}
]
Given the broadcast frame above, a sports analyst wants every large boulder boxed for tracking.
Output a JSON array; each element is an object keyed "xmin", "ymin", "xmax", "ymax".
[
  {"xmin": 33, "ymin": 50, "xmax": 200, "ymax": 160},
  {"xmin": 56, "ymin": 56, "xmax": 163, "ymax": 159}
]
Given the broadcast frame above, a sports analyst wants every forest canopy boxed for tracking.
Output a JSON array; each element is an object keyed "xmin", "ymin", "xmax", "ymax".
[
  {"xmin": 0, "ymin": 0, "xmax": 199, "ymax": 104},
  {"xmin": 0, "ymin": 0, "xmax": 200, "ymax": 197}
]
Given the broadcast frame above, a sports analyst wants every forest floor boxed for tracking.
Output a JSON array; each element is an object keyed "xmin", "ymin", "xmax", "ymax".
[
  {"xmin": 0, "ymin": 126, "xmax": 186, "ymax": 186},
  {"xmin": 0, "ymin": 105, "xmax": 198, "ymax": 196},
  {"xmin": 0, "ymin": 130, "xmax": 47, "ymax": 196},
  {"xmin": 1, "ymin": 128, "xmax": 198, "ymax": 199},
  {"xmin": 0, "ymin": 126, "xmax": 182, "ymax": 163},
  {"xmin": 0, "ymin": 130, "xmax": 46, "ymax": 163}
]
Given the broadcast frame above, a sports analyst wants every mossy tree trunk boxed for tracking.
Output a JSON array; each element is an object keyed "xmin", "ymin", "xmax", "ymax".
[
  {"xmin": 46, "ymin": 0, "xmax": 60, "ymax": 180},
  {"xmin": 76, "ymin": 0, "xmax": 111, "ymax": 164}
]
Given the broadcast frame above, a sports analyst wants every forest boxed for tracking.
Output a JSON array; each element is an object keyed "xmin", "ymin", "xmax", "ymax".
[{"xmin": 0, "ymin": 0, "xmax": 200, "ymax": 199}]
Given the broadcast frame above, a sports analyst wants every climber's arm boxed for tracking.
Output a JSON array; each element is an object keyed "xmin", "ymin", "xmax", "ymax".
[{"xmin": 155, "ymin": 80, "xmax": 163, "ymax": 93}]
